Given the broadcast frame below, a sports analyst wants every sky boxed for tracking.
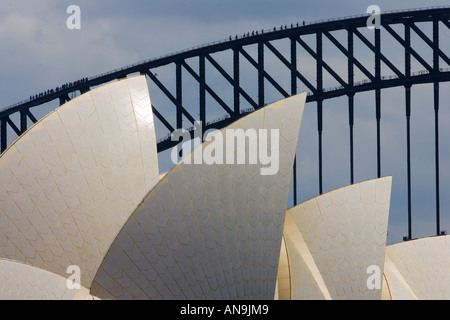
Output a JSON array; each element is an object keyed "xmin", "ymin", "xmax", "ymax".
[{"xmin": 1, "ymin": 0, "xmax": 450, "ymax": 244}]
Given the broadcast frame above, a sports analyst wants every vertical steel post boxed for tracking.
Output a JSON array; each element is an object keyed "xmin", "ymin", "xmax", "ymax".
[
  {"xmin": 405, "ymin": 23, "xmax": 413, "ymax": 240},
  {"xmin": 291, "ymin": 37, "xmax": 297, "ymax": 96},
  {"xmin": 20, "ymin": 110, "xmax": 27, "ymax": 135},
  {"xmin": 348, "ymin": 29, "xmax": 355, "ymax": 185},
  {"xmin": 433, "ymin": 20, "xmax": 440, "ymax": 236},
  {"xmin": 0, "ymin": 118, "xmax": 6, "ymax": 153},
  {"xmin": 233, "ymin": 48, "xmax": 240, "ymax": 115},
  {"xmin": 406, "ymin": 86, "xmax": 412, "ymax": 240},
  {"xmin": 318, "ymin": 100, "xmax": 323, "ymax": 195},
  {"xmin": 176, "ymin": 62, "xmax": 183, "ymax": 130},
  {"xmin": 348, "ymin": 95, "xmax": 355, "ymax": 185},
  {"xmin": 176, "ymin": 62, "xmax": 183, "ymax": 160},
  {"xmin": 291, "ymin": 37, "xmax": 298, "ymax": 205},
  {"xmin": 258, "ymin": 42, "xmax": 265, "ymax": 108},
  {"xmin": 375, "ymin": 27, "xmax": 382, "ymax": 179},
  {"xmin": 434, "ymin": 82, "xmax": 441, "ymax": 235},
  {"xmin": 199, "ymin": 55, "xmax": 206, "ymax": 140},
  {"xmin": 434, "ymin": 82, "xmax": 440, "ymax": 236},
  {"xmin": 317, "ymin": 32, "xmax": 323, "ymax": 195}
]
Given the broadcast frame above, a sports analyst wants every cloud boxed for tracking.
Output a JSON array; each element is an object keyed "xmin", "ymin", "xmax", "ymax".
[{"xmin": 0, "ymin": 0, "xmax": 449, "ymax": 244}]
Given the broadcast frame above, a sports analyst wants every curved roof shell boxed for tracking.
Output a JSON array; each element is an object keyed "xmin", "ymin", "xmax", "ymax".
[
  {"xmin": 91, "ymin": 93, "xmax": 307, "ymax": 299},
  {"xmin": 278, "ymin": 177, "xmax": 392, "ymax": 300},
  {"xmin": 0, "ymin": 76, "xmax": 159, "ymax": 288}
]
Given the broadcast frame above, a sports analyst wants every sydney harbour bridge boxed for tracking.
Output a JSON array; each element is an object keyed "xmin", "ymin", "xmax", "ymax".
[{"xmin": 1, "ymin": 6, "xmax": 450, "ymax": 242}]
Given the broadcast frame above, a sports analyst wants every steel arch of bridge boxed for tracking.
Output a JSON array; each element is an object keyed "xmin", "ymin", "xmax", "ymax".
[{"xmin": 2, "ymin": 6, "xmax": 450, "ymax": 240}]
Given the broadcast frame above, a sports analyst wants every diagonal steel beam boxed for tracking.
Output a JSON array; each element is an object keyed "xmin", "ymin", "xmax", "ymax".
[
  {"xmin": 59, "ymin": 94, "xmax": 71, "ymax": 106},
  {"xmin": 382, "ymin": 24, "xmax": 433, "ymax": 73},
  {"xmin": 440, "ymin": 18, "xmax": 450, "ymax": 37},
  {"xmin": 354, "ymin": 28, "xmax": 405, "ymax": 78},
  {"xmin": 238, "ymin": 46, "xmax": 290, "ymax": 100},
  {"xmin": 146, "ymin": 70, "xmax": 196, "ymax": 125},
  {"xmin": 324, "ymin": 30, "xmax": 376, "ymax": 82},
  {"xmin": 205, "ymin": 53, "xmax": 259, "ymax": 111},
  {"xmin": 5, "ymin": 116, "xmax": 21, "ymax": 136},
  {"xmin": 383, "ymin": 24, "xmax": 433, "ymax": 72},
  {"xmin": 264, "ymin": 40, "xmax": 318, "ymax": 94},
  {"xmin": 409, "ymin": 22, "xmax": 450, "ymax": 67},
  {"xmin": 181, "ymin": 60, "xmax": 234, "ymax": 117},
  {"xmin": 0, "ymin": 119, "xmax": 5, "ymax": 153},
  {"xmin": 152, "ymin": 104, "xmax": 175, "ymax": 133},
  {"xmin": 26, "ymin": 110, "xmax": 38, "ymax": 124},
  {"xmin": 295, "ymin": 36, "xmax": 349, "ymax": 88}
]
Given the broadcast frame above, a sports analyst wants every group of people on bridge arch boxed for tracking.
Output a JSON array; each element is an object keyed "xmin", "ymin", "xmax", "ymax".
[
  {"xmin": 229, "ymin": 21, "xmax": 306, "ymax": 41},
  {"xmin": 29, "ymin": 77, "xmax": 89, "ymax": 102}
]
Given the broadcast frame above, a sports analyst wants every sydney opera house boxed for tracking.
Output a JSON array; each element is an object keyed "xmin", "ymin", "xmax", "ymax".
[{"xmin": 0, "ymin": 76, "xmax": 448, "ymax": 300}]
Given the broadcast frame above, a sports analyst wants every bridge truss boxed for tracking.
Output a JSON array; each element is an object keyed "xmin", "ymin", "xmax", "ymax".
[{"xmin": 2, "ymin": 7, "xmax": 450, "ymax": 241}]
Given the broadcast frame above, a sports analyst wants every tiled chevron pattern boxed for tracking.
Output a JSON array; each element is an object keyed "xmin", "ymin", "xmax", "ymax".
[
  {"xmin": 91, "ymin": 93, "xmax": 307, "ymax": 300},
  {"xmin": 0, "ymin": 258, "xmax": 95, "ymax": 300},
  {"xmin": 279, "ymin": 177, "xmax": 392, "ymax": 300},
  {"xmin": 1, "ymin": 72, "xmax": 448, "ymax": 301},
  {"xmin": 0, "ymin": 76, "xmax": 159, "ymax": 288},
  {"xmin": 384, "ymin": 235, "xmax": 450, "ymax": 299},
  {"xmin": 275, "ymin": 237, "xmax": 291, "ymax": 300}
]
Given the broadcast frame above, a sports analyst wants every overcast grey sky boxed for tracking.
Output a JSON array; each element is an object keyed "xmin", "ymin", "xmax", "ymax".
[
  {"xmin": 1, "ymin": 0, "xmax": 449, "ymax": 244},
  {"xmin": 1, "ymin": 0, "xmax": 448, "ymax": 105}
]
